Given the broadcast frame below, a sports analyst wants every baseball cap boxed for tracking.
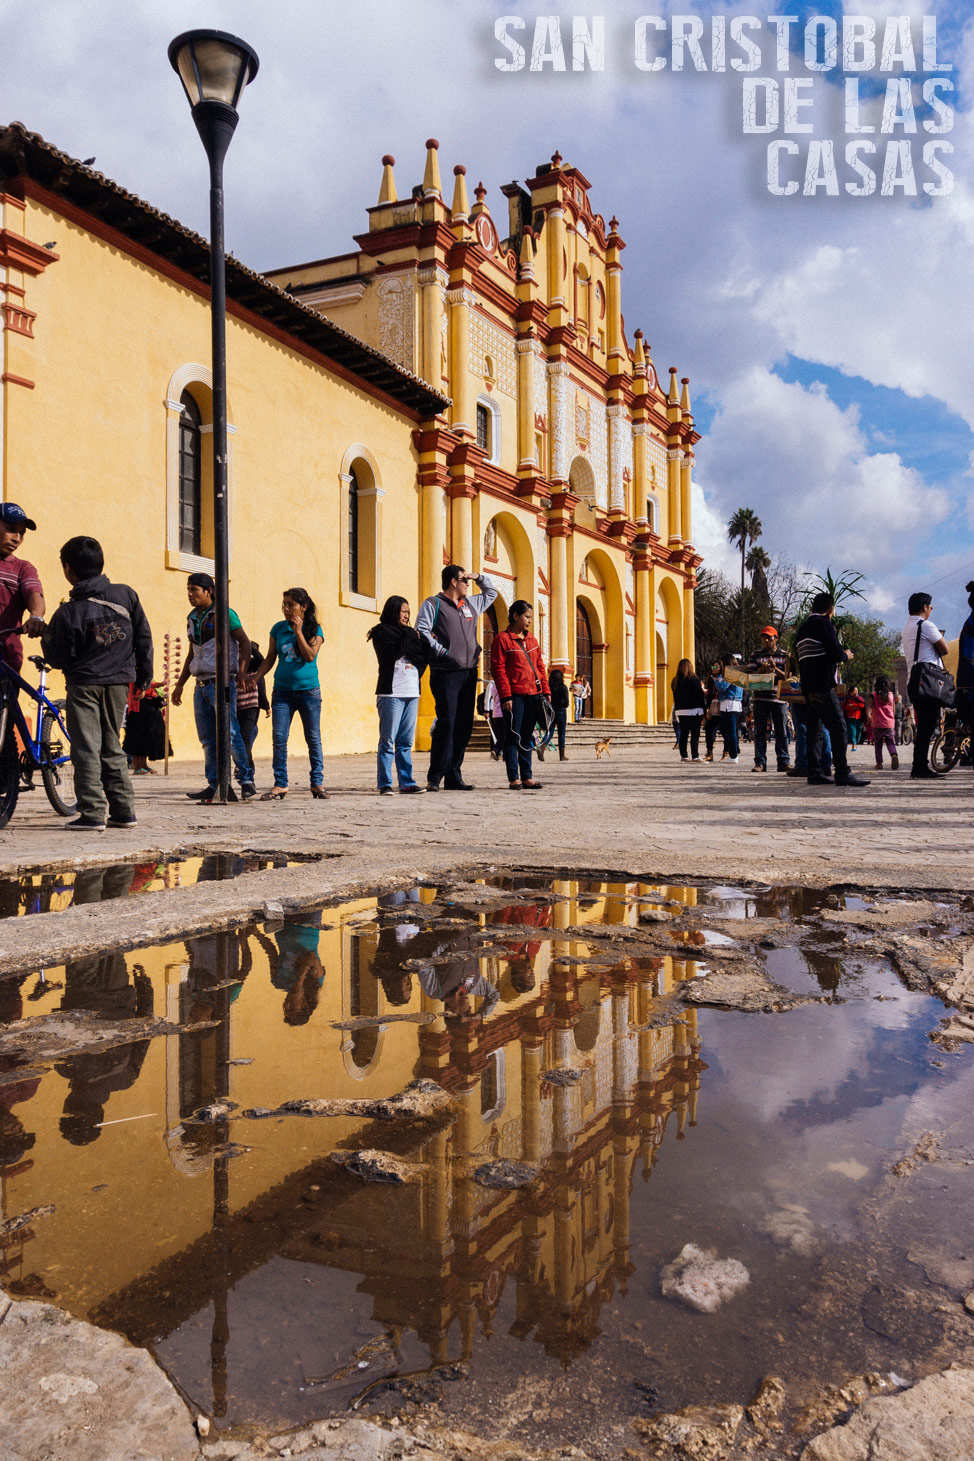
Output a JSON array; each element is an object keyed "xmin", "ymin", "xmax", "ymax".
[
  {"xmin": 0, "ymin": 503, "xmax": 36, "ymax": 532},
  {"xmin": 760, "ymin": 625, "xmax": 778, "ymax": 638}
]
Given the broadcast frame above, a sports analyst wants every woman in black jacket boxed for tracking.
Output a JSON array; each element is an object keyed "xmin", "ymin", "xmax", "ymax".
[
  {"xmin": 671, "ymin": 658, "xmax": 706, "ymax": 762},
  {"xmin": 367, "ymin": 596, "xmax": 431, "ymax": 795},
  {"xmin": 548, "ymin": 668, "xmax": 570, "ymax": 761}
]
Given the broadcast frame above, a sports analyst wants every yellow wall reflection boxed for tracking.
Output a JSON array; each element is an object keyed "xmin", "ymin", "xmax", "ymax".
[{"xmin": 0, "ymin": 878, "xmax": 705, "ymax": 1389}]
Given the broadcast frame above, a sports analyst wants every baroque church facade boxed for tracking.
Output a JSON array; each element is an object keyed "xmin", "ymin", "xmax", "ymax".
[{"xmin": 268, "ymin": 142, "xmax": 701, "ymax": 729}]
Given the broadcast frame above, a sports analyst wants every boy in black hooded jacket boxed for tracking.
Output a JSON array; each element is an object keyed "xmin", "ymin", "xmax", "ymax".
[{"xmin": 42, "ymin": 536, "xmax": 153, "ymax": 829}]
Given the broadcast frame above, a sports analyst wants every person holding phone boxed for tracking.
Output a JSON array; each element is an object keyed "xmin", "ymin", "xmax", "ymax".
[
  {"xmin": 249, "ymin": 588, "xmax": 325, "ymax": 800},
  {"xmin": 416, "ymin": 563, "xmax": 497, "ymax": 791}
]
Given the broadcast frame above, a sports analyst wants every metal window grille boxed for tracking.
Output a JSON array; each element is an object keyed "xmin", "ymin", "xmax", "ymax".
[
  {"xmin": 476, "ymin": 403, "xmax": 490, "ymax": 454},
  {"xmin": 178, "ymin": 392, "xmax": 202, "ymax": 555},
  {"xmin": 348, "ymin": 470, "xmax": 360, "ymax": 594}
]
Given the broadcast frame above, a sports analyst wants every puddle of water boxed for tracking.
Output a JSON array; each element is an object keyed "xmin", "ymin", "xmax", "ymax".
[
  {"xmin": 0, "ymin": 853, "xmax": 306, "ymax": 918},
  {"xmin": 0, "ymin": 877, "xmax": 969, "ymax": 1450}
]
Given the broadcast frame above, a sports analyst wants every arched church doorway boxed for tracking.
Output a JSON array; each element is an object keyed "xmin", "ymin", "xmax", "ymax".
[
  {"xmin": 482, "ymin": 604, "xmax": 499, "ymax": 676},
  {"xmin": 575, "ymin": 601, "xmax": 593, "ymax": 716}
]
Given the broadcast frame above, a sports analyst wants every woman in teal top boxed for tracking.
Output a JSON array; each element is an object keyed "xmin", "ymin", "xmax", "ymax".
[{"xmin": 250, "ymin": 588, "xmax": 325, "ymax": 799}]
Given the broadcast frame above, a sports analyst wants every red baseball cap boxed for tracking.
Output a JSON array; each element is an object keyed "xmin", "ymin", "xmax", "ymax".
[{"xmin": 760, "ymin": 626, "xmax": 778, "ymax": 638}]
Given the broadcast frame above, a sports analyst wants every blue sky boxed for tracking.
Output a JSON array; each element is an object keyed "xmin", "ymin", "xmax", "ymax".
[{"xmin": 1, "ymin": 0, "xmax": 971, "ymax": 632}]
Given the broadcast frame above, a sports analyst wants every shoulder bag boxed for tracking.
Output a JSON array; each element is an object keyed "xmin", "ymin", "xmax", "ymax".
[{"xmin": 908, "ymin": 620, "xmax": 955, "ymax": 708}]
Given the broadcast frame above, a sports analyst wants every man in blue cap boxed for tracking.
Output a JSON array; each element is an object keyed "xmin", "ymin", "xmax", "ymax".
[{"xmin": 0, "ymin": 503, "xmax": 44, "ymax": 673}]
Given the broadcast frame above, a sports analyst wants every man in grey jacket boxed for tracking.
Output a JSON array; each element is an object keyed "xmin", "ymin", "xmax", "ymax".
[{"xmin": 415, "ymin": 564, "xmax": 497, "ymax": 790}]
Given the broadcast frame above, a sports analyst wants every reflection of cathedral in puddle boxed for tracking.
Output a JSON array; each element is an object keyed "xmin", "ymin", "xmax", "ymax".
[{"xmin": 95, "ymin": 881, "xmax": 704, "ymax": 1396}]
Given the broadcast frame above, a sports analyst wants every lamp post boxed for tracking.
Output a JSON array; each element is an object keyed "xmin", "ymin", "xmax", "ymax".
[{"xmin": 168, "ymin": 30, "xmax": 259, "ymax": 803}]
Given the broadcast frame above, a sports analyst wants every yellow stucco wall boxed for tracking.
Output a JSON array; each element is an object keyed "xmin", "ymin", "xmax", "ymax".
[{"xmin": 4, "ymin": 196, "xmax": 424, "ymax": 758}]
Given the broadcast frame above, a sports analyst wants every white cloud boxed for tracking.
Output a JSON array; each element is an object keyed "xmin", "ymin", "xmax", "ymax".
[
  {"xmin": 690, "ymin": 479, "xmax": 739, "ymax": 582},
  {"xmin": 696, "ymin": 366, "xmax": 950, "ymax": 589}
]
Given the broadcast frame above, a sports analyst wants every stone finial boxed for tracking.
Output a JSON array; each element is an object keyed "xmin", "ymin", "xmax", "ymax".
[
  {"xmin": 633, "ymin": 332, "xmax": 646, "ymax": 370},
  {"xmin": 680, "ymin": 376, "xmax": 692, "ymax": 413},
  {"xmin": 551, "ymin": 150, "xmax": 563, "ymax": 168},
  {"xmin": 519, "ymin": 226, "xmax": 535, "ymax": 277},
  {"xmin": 668, "ymin": 367, "xmax": 680, "ymax": 404},
  {"xmin": 609, "ymin": 215, "xmax": 619, "ymax": 233},
  {"xmin": 378, "ymin": 154, "xmax": 397, "ymax": 205},
  {"xmin": 451, "ymin": 165, "xmax": 470, "ymax": 224},
  {"xmin": 423, "ymin": 138, "xmax": 442, "ymax": 198}
]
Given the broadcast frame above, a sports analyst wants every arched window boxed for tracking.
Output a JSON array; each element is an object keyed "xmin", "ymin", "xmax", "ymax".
[
  {"xmin": 348, "ymin": 467, "xmax": 360, "ymax": 595},
  {"xmin": 166, "ymin": 364, "xmax": 230, "ymax": 573},
  {"xmin": 340, "ymin": 448, "xmax": 383, "ymax": 611},
  {"xmin": 177, "ymin": 391, "xmax": 202, "ymax": 556},
  {"xmin": 475, "ymin": 395, "xmax": 500, "ymax": 465}
]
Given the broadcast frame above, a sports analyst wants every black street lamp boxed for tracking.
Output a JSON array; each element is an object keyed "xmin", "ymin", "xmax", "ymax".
[{"xmin": 168, "ymin": 30, "xmax": 259, "ymax": 803}]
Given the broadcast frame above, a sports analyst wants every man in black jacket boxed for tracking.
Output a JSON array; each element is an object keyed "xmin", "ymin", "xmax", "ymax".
[
  {"xmin": 41, "ymin": 536, "xmax": 153, "ymax": 829},
  {"xmin": 793, "ymin": 593, "xmax": 869, "ymax": 788}
]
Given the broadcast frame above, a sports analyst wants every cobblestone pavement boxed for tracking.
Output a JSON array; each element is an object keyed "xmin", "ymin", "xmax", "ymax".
[{"xmin": 0, "ymin": 742, "xmax": 967, "ymax": 973}]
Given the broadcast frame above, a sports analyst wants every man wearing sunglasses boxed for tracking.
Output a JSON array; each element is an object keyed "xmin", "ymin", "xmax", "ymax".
[{"xmin": 416, "ymin": 564, "xmax": 497, "ymax": 791}]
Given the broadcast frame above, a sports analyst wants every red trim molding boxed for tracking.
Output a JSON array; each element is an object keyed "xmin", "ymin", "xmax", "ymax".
[{"xmin": 1, "ymin": 373, "xmax": 35, "ymax": 389}]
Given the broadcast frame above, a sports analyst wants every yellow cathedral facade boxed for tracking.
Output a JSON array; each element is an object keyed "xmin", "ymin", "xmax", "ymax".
[{"xmin": 0, "ymin": 124, "xmax": 699, "ymax": 758}]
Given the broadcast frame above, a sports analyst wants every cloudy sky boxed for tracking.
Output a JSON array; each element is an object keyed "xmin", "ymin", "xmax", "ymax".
[{"xmin": 3, "ymin": 1, "xmax": 971, "ymax": 632}]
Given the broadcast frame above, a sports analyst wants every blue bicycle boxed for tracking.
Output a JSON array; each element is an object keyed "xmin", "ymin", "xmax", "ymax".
[{"xmin": 0, "ymin": 650, "xmax": 76, "ymax": 827}]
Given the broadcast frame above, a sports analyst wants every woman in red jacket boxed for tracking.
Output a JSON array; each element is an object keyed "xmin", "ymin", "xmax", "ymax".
[{"xmin": 489, "ymin": 600, "xmax": 550, "ymax": 790}]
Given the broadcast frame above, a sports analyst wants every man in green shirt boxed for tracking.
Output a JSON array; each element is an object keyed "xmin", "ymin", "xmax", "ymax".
[{"xmin": 171, "ymin": 572, "xmax": 256, "ymax": 801}]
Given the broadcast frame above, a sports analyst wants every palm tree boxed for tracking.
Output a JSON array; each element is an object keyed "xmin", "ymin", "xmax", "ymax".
[
  {"xmin": 727, "ymin": 508, "xmax": 763, "ymax": 653},
  {"xmin": 745, "ymin": 544, "xmax": 771, "ymax": 584},
  {"xmin": 727, "ymin": 508, "xmax": 763, "ymax": 595}
]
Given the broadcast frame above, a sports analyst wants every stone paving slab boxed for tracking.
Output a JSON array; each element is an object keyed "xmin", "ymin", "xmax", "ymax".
[{"xmin": 0, "ymin": 744, "xmax": 967, "ymax": 975}]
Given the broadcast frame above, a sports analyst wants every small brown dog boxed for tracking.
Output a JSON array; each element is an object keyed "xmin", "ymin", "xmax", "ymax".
[{"xmin": 595, "ymin": 737, "xmax": 612, "ymax": 759}]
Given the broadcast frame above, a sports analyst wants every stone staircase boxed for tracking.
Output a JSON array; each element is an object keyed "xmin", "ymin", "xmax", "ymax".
[{"xmin": 467, "ymin": 718, "xmax": 674, "ymax": 753}]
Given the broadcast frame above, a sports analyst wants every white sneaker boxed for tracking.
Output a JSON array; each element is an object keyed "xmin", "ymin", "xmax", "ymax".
[{"xmin": 730, "ymin": 757, "xmax": 739, "ymax": 763}]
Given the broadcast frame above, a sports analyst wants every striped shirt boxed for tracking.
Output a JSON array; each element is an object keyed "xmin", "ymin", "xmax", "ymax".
[{"xmin": 794, "ymin": 613, "xmax": 846, "ymax": 693}]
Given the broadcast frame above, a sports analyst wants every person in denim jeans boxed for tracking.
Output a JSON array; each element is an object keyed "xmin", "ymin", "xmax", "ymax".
[
  {"xmin": 171, "ymin": 573, "xmax": 255, "ymax": 802},
  {"xmin": 250, "ymin": 588, "xmax": 325, "ymax": 800},
  {"xmin": 368, "ymin": 596, "xmax": 430, "ymax": 794}
]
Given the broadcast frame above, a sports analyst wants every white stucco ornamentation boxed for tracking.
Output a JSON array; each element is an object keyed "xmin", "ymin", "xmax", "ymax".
[
  {"xmin": 469, "ymin": 311, "xmax": 516, "ymax": 395},
  {"xmin": 548, "ymin": 361, "xmax": 572, "ymax": 481},
  {"xmin": 377, "ymin": 275, "xmax": 415, "ymax": 371}
]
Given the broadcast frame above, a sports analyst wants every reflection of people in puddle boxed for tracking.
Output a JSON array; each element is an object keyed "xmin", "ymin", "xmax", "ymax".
[
  {"xmin": 259, "ymin": 913, "xmax": 324, "ymax": 1025},
  {"xmin": 492, "ymin": 893, "xmax": 552, "ymax": 966},
  {"xmin": 369, "ymin": 923, "xmax": 417, "ymax": 1006},
  {"xmin": 418, "ymin": 954, "xmax": 499, "ymax": 1018},
  {"xmin": 55, "ymin": 951, "xmax": 153, "ymax": 1143},
  {"xmin": 503, "ymin": 957, "xmax": 536, "ymax": 997},
  {"xmin": 182, "ymin": 929, "xmax": 254, "ymax": 1020},
  {"xmin": 71, "ymin": 863, "xmax": 135, "ymax": 906},
  {"xmin": 0, "ymin": 1066, "xmax": 39, "ymax": 1175},
  {"xmin": 0, "ymin": 973, "xmax": 31, "ymax": 1024}
]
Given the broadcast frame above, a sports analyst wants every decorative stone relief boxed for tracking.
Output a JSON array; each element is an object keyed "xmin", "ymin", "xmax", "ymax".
[
  {"xmin": 377, "ymin": 275, "xmax": 415, "ymax": 372},
  {"xmin": 468, "ymin": 311, "xmax": 516, "ymax": 396},
  {"xmin": 608, "ymin": 403, "xmax": 627, "ymax": 512},
  {"xmin": 536, "ymin": 519, "xmax": 548, "ymax": 574},
  {"xmin": 548, "ymin": 361, "xmax": 572, "ymax": 481},
  {"xmin": 533, "ymin": 344, "xmax": 547, "ymax": 422},
  {"xmin": 484, "ymin": 520, "xmax": 497, "ymax": 559},
  {"xmin": 584, "ymin": 391, "xmax": 608, "ymax": 507}
]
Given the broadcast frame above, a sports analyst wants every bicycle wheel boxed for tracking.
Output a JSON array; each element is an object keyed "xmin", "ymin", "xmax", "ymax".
[
  {"xmin": 40, "ymin": 706, "xmax": 77, "ymax": 817},
  {"xmin": 931, "ymin": 729, "xmax": 963, "ymax": 773},
  {"xmin": 901, "ymin": 723, "xmax": 914, "ymax": 746},
  {"xmin": 0, "ymin": 731, "xmax": 19, "ymax": 829}
]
